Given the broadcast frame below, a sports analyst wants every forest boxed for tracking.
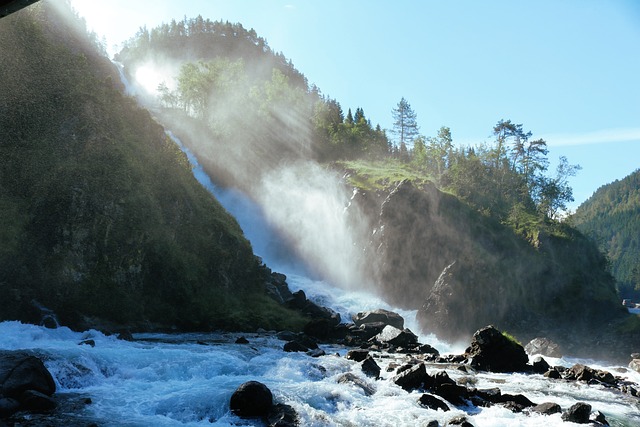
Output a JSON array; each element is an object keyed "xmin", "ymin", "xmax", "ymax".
[{"xmin": 572, "ymin": 169, "xmax": 640, "ymax": 299}]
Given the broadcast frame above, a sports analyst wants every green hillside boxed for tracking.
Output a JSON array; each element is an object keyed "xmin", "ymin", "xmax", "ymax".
[
  {"xmin": 0, "ymin": 2, "xmax": 305, "ymax": 332},
  {"xmin": 572, "ymin": 169, "xmax": 640, "ymax": 299}
]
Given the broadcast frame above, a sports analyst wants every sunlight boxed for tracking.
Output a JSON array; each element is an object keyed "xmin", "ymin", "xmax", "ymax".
[{"xmin": 134, "ymin": 64, "xmax": 165, "ymax": 95}]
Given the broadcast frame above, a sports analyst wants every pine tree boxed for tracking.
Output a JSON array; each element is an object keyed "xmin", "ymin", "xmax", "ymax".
[{"xmin": 391, "ymin": 97, "xmax": 419, "ymax": 149}]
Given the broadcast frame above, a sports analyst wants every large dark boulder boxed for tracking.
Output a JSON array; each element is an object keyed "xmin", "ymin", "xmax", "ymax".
[
  {"xmin": 464, "ymin": 326, "xmax": 529, "ymax": 372},
  {"xmin": 392, "ymin": 363, "xmax": 429, "ymax": 391},
  {"xmin": 361, "ymin": 356, "xmax": 381, "ymax": 379},
  {"xmin": 561, "ymin": 402, "xmax": 592, "ymax": 423},
  {"xmin": 532, "ymin": 402, "xmax": 562, "ymax": 415},
  {"xmin": 229, "ymin": 381, "xmax": 273, "ymax": 418},
  {"xmin": 352, "ymin": 309, "xmax": 404, "ymax": 330},
  {"xmin": 0, "ymin": 352, "xmax": 56, "ymax": 399},
  {"xmin": 418, "ymin": 393, "xmax": 450, "ymax": 412}
]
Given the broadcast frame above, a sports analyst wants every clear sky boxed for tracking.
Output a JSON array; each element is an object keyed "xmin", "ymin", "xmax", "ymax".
[{"xmin": 69, "ymin": 0, "xmax": 640, "ymax": 210}]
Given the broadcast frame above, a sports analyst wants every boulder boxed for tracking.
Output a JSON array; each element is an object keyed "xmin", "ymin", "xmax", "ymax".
[
  {"xmin": 531, "ymin": 402, "xmax": 562, "ymax": 415},
  {"xmin": 235, "ymin": 336, "xmax": 249, "ymax": 344},
  {"xmin": 361, "ymin": 356, "xmax": 381, "ymax": 379},
  {"xmin": 531, "ymin": 356, "xmax": 550, "ymax": 374},
  {"xmin": 373, "ymin": 325, "xmax": 418, "ymax": 348},
  {"xmin": 337, "ymin": 373, "xmax": 375, "ymax": 396},
  {"xmin": 524, "ymin": 337, "xmax": 562, "ymax": 358},
  {"xmin": 229, "ymin": 381, "xmax": 273, "ymax": 418},
  {"xmin": 447, "ymin": 415, "xmax": 474, "ymax": 426},
  {"xmin": 431, "ymin": 371, "xmax": 467, "ymax": 406},
  {"xmin": 283, "ymin": 341, "xmax": 308, "ymax": 353},
  {"xmin": 392, "ymin": 363, "xmax": 429, "ymax": 391},
  {"xmin": 418, "ymin": 393, "xmax": 450, "ymax": 412},
  {"xmin": 346, "ymin": 349, "xmax": 369, "ymax": 362},
  {"xmin": 464, "ymin": 326, "xmax": 529, "ymax": 373},
  {"xmin": 561, "ymin": 402, "xmax": 591, "ymax": 423},
  {"xmin": 564, "ymin": 364, "xmax": 616, "ymax": 385},
  {"xmin": 0, "ymin": 352, "xmax": 56, "ymax": 398},
  {"xmin": 352, "ymin": 309, "xmax": 404, "ymax": 330},
  {"xmin": 629, "ymin": 358, "xmax": 640, "ymax": 374},
  {"xmin": 267, "ymin": 403, "xmax": 298, "ymax": 427}
]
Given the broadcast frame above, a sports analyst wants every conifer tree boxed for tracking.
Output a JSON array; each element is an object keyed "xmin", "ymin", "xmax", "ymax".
[{"xmin": 391, "ymin": 97, "xmax": 419, "ymax": 149}]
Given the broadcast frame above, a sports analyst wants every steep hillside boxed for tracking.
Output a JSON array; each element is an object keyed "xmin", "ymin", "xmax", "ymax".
[
  {"xmin": 0, "ymin": 2, "xmax": 305, "ymax": 332},
  {"xmin": 572, "ymin": 169, "xmax": 640, "ymax": 299}
]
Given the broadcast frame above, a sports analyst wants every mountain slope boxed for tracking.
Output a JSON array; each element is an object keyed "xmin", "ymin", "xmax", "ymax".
[
  {"xmin": 572, "ymin": 169, "xmax": 640, "ymax": 299},
  {"xmin": 0, "ymin": 2, "xmax": 304, "ymax": 331}
]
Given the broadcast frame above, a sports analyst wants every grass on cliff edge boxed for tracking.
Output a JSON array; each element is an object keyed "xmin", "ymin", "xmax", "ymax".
[{"xmin": 335, "ymin": 159, "xmax": 433, "ymax": 191}]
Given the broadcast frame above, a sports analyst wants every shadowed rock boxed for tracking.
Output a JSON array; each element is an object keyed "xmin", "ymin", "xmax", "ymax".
[{"xmin": 230, "ymin": 381, "xmax": 273, "ymax": 418}]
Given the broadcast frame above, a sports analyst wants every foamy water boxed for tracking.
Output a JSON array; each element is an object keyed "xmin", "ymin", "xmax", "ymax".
[{"xmin": 2, "ymin": 318, "xmax": 640, "ymax": 426}]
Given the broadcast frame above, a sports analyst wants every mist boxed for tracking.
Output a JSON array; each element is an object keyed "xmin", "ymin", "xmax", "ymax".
[{"xmin": 121, "ymin": 49, "xmax": 377, "ymax": 291}]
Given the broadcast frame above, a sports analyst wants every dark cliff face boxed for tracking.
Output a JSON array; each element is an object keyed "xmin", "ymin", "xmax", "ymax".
[{"xmin": 360, "ymin": 180, "xmax": 623, "ymax": 347}]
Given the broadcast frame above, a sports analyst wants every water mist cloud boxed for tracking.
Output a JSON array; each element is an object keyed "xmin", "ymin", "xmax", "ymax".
[{"xmin": 255, "ymin": 161, "xmax": 373, "ymax": 290}]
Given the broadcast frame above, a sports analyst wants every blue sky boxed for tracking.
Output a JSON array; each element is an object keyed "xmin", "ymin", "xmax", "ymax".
[{"xmin": 70, "ymin": 0, "xmax": 640, "ymax": 209}]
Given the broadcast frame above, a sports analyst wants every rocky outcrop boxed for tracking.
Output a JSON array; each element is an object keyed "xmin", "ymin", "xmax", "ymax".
[{"xmin": 353, "ymin": 178, "xmax": 623, "ymax": 358}]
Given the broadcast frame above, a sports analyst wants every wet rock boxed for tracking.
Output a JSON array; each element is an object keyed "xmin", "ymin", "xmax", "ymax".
[
  {"xmin": 352, "ymin": 309, "xmax": 404, "ymax": 330},
  {"xmin": 564, "ymin": 364, "xmax": 616, "ymax": 385},
  {"xmin": 465, "ymin": 325, "xmax": 529, "ymax": 373},
  {"xmin": 531, "ymin": 402, "xmax": 561, "ymax": 415},
  {"xmin": 346, "ymin": 349, "xmax": 369, "ymax": 362},
  {"xmin": 418, "ymin": 393, "xmax": 450, "ymax": 412},
  {"xmin": 374, "ymin": 325, "xmax": 418, "ymax": 348},
  {"xmin": 283, "ymin": 341, "xmax": 308, "ymax": 353},
  {"xmin": 20, "ymin": 390, "xmax": 56, "ymax": 413},
  {"xmin": 447, "ymin": 415, "xmax": 474, "ymax": 426},
  {"xmin": 0, "ymin": 352, "xmax": 56, "ymax": 398},
  {"xmin": 361, "ymin": 356, "xmax": 381, "ymax": 379},
  {"xmin": 229, "ymin": 381, "xmax": 273, "ymax": 418},
  {"xmin": 524, "ymin": 337, "xmax": 562, "ymax": 358},
  {"xmin": 267, "ymin": 403, "xmax": 298, "ymax": 427},
  {"xmin": 544, "ymin": 368, "xmax": 561, "ymax": 379},
  {"xmin": 337, "ymin": 373, "xmax": 375, "ymax": 396},
  {"xmin": 235, "ymin": 336, "xmax": 249, "ymax": 344},
  {"xmin": 629, "ymin": 358, "xmax": 640, "ymax": 374},
  {"xmin": 392, "ymin": 362, "xmax": 429, "ymax": 391},
  {"xmin": 419, "ymin": 344, "xmax": 440, "ymax": 356},
  {"xmin": 590, "ymin": 410, "xmax": 609, "ymax": 426},
  {"xmin": 117, "ymin": 330, "xmax": 134, "ymax": 341},
  {"xmin": 79, "ymin": 340, "xmax": 95, "ymax": 347},
  {"xmin": 306, "ymin": 348, "xmax": 325, "ymax": 358},
  {"xmin": 531, "ymin": 356, "xmax": 550, "ymax": 374},
  {"xmin": 561, "ymin": 402, "xmax": 591, "ymax": 423}
]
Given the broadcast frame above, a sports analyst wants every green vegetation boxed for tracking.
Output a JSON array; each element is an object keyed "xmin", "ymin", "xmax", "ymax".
[
  {"xmin": 572, "ymin": 169, "xmax": 640, "ymax": 299},
  {"xmin": 0, "ymin": 2, "xmax": 304, "ymax": 331}
]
